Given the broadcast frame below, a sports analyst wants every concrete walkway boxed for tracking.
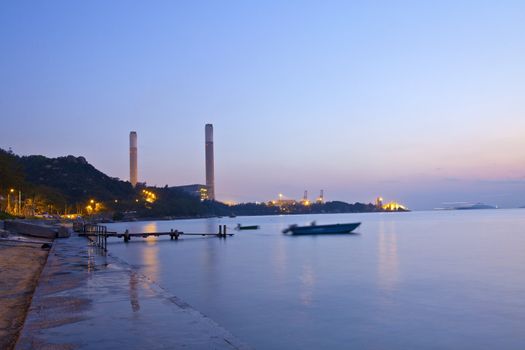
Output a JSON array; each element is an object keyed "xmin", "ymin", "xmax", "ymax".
[
  {"xmin": 0, "ymin": 239, "xmax": 49, "ymax": 350},
  {"xmin": 16, "ymin": 234, "xmax": 250, "ymax": 350}
]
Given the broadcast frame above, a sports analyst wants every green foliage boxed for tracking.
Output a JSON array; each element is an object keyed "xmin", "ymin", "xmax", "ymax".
[{"xmin": 0, "ymin": 211, "xmax": 15, "ymax": 220}]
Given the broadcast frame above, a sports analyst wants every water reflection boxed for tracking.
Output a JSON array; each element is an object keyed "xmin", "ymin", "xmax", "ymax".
[
  {"xmin": 87, "ymin": 245, "xmax": 96, "ymax": 273},
  {"xmin": 142, "ymin": 240, "xmax": 160, "ymax": 283},
  {"xmin": 129, "ymin": 271, "xmax": 140, "ymax": 313},
  {"xmin": 205, "ymin": 218, "xmax": 217, "ymax": 235},
  {"xmin": 106, "ymin": 211, "xmax": 525, "ymax": 350},
  {"xmin": 143, "ymin": 221, "xmax": 158, "ymax": 233},
  {"xmin": 299, "ymin": 264, "xmax": 316, "ymax": 306},
  {"xmin": 377, "ymin": 220, "xmax": 400, "ymax": 292},
  {"xmin": 271, "ymin": 238, "xmax": 288, "ymax": 283}
]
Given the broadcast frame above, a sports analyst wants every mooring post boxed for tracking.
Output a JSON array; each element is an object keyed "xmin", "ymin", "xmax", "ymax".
[
  {"xmin": 218, "ymin": 225, "xmax": 222, "ymax": 237},
  {"xmin": 104, "ymin": 227, "xmax": 107, "ymax": 251},
  {"xmin": 124, "ymin": 229, "xmax": 130, "ymax": 243},
  {"xmin": 223, "ymin": 225, "xmax": 227, "ymax": 238},
  {"xmin": 170, "ymin": 229, "xmax": 174, "ymax": 240}
]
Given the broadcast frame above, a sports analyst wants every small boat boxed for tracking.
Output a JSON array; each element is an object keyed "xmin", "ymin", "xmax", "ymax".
[
  {"xmin": 283, "ymin": 222, "xmax": 361, "ymax": 235},
  {"xmin": 235, "ymin": 224, "xmax": 260, "ymax": 231}
]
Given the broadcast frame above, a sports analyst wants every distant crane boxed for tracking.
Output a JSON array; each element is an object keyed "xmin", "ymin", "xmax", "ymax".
[{"xmin": 316, "ymin": 190, "xmax": 324, "ymax": 204}]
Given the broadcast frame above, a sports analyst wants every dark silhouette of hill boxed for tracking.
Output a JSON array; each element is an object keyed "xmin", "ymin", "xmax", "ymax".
[
  {"xmin": 19, "ymin": 154, "xmax": 134, "ymax": 203},
  {"xmin": 0, "ymin": 148, "xmax": 393, "ymax": 219},
  {"xmin": 0, "ymin": 148, "xmax": 219, "ymax": 217}
]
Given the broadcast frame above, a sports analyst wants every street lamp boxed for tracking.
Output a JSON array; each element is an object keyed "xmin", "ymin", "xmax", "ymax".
[{"xmin": 6, "ymin": 188, "xmax": 15, "ymax": 214}]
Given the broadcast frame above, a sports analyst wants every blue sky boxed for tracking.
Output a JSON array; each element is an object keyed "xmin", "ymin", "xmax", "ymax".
[{"xmin": 1, "ymin": 1, "xmax": 525, "ymax": 209}]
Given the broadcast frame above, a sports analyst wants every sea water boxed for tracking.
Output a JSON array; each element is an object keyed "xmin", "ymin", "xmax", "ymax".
[{"xmin": 106, "ymin": 210, "xmax": 525, "ymax": 349}]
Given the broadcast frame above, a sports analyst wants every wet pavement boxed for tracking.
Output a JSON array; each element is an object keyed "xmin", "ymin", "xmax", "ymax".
[
  {"xmin": 0, "ymin": 240, "xmax": 49, "ymax": 350},
  {"xmin": 16, "ymin": 234, "xmax": 250, "ymax": 350}
]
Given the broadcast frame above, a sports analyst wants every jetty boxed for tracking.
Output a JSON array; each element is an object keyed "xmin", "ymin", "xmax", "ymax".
[{"xmin": 74, "ymin": 223, "xmax": 234, "ymax": 251}]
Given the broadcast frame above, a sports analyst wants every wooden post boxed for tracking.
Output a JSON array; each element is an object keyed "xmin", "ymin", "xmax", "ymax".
[
  {"xmin": 124, "ymin": 229, "xmax": 130, "ymax": 243},
  {"xmin": 218, "ymin": 225, "xmax": 222, "ymax": 237},
  {"xmin": 223, "ymin": 225, "xmax": 227, "ymax": 238}
]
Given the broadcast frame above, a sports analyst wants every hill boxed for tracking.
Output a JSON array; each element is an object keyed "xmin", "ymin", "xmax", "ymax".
[
  {"xmin": 0, "ymin": 148, "xmax": 394, "ymax": 219},
  {"xmin": 0, "ymin": 148, "xmax": 222, "ymax": 218}
]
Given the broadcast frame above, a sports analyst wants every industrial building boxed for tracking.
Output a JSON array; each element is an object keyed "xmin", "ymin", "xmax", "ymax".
[{"xmin": 175, "ymin": 184, "xmax": 209, "ymax": 201}]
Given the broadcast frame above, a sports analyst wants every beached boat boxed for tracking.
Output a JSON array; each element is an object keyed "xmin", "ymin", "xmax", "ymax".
[
  {"xmin": 235, "ymin": 224, "xmax": 260, "ymax": 231},
  {"xmin": 282, "ymin": 222, "xmax": 361, "ymax": 235}
]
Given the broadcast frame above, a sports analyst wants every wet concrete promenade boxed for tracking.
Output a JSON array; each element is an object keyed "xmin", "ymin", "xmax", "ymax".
[{"xmin": 16, "ymin": 234, "xmax": 250, "ymax": 350}]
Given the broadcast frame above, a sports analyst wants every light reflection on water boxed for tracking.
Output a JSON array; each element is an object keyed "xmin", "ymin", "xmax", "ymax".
[
  {"xmin": 377, "ymin": 220, "xmax": 399, "ymax": 292},
  {"xmin": 299, "ymin": 264, "xmax": 315, "ymax": 306},
  {"xmin": 107, "ymin": 210, "xmax": 525, "ymax": 349}
]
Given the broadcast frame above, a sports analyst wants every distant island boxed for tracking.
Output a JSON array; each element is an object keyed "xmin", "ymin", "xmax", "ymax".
[
  {"xmin": 0, "ymin": 148, "xmax": 408, "ymax": 220},
  {"xmin": 454, "ymin": 203, "xmax": 497, "ymax": 210}
]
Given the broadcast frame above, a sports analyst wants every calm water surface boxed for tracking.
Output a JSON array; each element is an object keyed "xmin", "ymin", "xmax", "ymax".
[{"xmin": 107, "ymin": 210, "xmax": 525, "ymax": 349}]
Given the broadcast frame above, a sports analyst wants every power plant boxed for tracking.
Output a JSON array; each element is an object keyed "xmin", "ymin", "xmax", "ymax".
[
  {"xmin": 205, "ymin": 124, "xmax": 215, "ymax": 200},
  {"xmin": 129, "ymin": 131, "xmax": 138, "ymax": 187}
]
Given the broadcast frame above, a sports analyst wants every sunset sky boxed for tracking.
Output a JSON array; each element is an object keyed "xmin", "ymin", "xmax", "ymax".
[{"xmin": 1, "ymin": 1, "xmax": 525, "ymax": 209}]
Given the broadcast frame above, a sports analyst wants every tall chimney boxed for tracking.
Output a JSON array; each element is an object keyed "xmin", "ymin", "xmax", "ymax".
[
  {"xmin": 130, "ymin": 131, "xmax": 138, "ymax": 187},
  {"xmin": 205, "ymin": 124, "xmax": 215, "ymax": 200}
]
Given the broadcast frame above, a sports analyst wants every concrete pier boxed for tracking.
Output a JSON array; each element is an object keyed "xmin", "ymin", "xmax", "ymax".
[{"xmin": 16, "ymin": 234, "xmax": 250, "ymax": 350}]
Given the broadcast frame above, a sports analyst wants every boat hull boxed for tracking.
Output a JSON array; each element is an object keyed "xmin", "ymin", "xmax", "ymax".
[
  {"xmin": 284, "ymin": 222, "xmax": 361, "ymax": 235},
  {"xmin": 235, "ymin": 225, "xmax": 260, "ymax": 231}
]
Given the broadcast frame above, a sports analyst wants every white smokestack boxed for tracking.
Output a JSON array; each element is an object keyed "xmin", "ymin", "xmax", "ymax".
[
  {"xmin": 205, "ymin": 124, "xmax": 215, "ymax": 200},
  {"xmin": 130, "ymin": 131, "xmax": 138, "ymax": 187}
]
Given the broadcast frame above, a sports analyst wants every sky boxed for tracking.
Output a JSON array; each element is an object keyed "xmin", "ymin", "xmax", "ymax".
[{"xmin": 1, "ymin": 1, "xmax": 525, "ymax": 209}]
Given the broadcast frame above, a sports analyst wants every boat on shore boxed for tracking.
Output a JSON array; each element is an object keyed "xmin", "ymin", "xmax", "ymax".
[
  {"xmin": 235, "ymin": 224, "xmax": 260, "ymax": 231},
  {"xmin": 282, "ymin": 222, "xmax": 361, "ymax": 235}
]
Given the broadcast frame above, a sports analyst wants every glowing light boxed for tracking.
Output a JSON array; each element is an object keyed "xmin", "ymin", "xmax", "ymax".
[
  {"xmin": 142, "ymin": 189, "xmax": 157, "ymax": 203},
  {"xmin": 382, "ymin": 201, "xmax": 408, "ymax": 211}
]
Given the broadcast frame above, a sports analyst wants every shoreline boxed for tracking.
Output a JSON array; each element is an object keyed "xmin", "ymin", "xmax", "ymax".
[
  {"xmin": 102, "ymin": 209, "xmax": 409, "ymax": 225},
  {"xmin": 0, "ymin": 236, "xmax": 52, "ymax": 350},
  {"xmin": 15, "ymin": 232, "xmax": 250, "ymax": 349}
]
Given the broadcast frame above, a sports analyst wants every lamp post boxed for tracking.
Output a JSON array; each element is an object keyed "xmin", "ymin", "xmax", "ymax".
[{"xmin": 6, "ymin": 189, "xmax": 14, "ymax": 214}]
